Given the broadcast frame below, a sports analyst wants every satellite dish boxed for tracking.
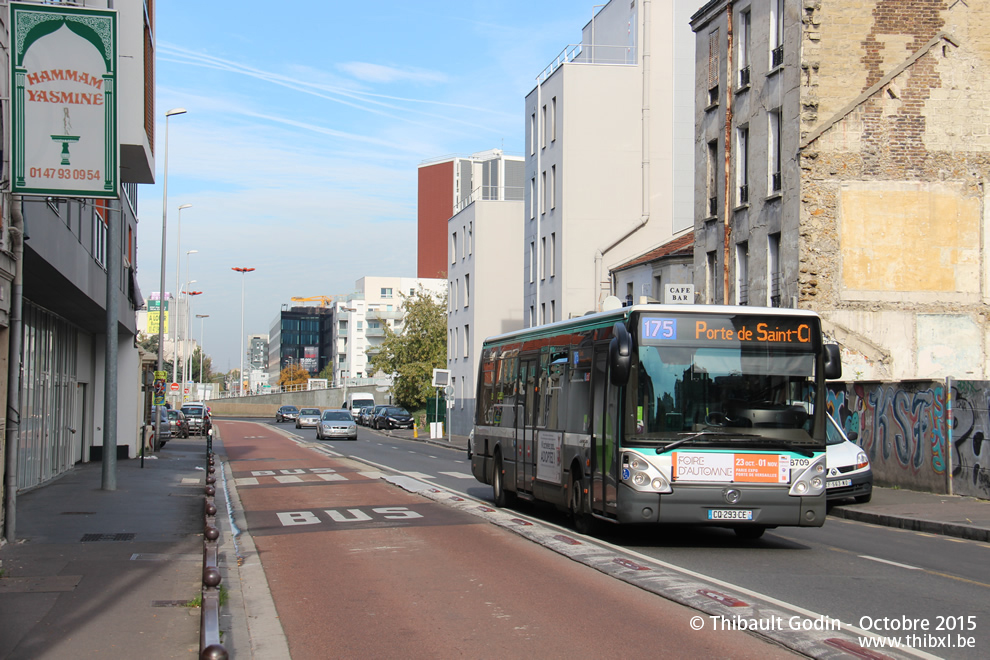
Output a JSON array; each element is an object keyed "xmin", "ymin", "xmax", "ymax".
[{"xmin": 602, "ymin": 295, "xmax": 623, "ymax": 311}]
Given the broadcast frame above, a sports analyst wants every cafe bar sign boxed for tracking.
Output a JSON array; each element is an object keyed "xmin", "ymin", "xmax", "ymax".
[{"xmin": 10, "ymin": 2, "xmax": 118, "ymax": 198}]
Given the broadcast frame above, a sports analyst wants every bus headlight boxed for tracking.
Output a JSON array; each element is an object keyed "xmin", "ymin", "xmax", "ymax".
[
  {"xmin": 789, "ymin": 454, "xmax": 827, "ymax": 497},
  {"xmin": 621, "ymin": 452, "xmax": 672, "ymax": 493}
]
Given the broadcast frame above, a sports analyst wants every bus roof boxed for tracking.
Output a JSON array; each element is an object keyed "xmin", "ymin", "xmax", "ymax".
[{"xmin": 481, "ymin": 303, "xmax": 823, "ymax": 347}]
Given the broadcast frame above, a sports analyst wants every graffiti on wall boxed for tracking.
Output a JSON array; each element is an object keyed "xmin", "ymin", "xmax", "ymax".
[{"xmin": 827, "ymin": 381, "xmax": 989, "ymax": 499}]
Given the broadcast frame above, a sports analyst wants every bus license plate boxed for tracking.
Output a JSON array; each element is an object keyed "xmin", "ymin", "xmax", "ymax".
[
  {"xmin": 708, "ymin": 509, "xmax": 753, "ymax": 521},
  {"xmin": 827, "ymin": 478, "xmax": 852, "ymax": 489}
]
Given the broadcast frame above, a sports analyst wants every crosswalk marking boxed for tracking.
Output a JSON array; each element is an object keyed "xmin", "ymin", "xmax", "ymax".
[
  {"xmin": 438, "ymin": 471, "xmax": 475, "ymax": 479},
  {"xmin": 317, "ymin": 473, "xmax": 348, "ymax": 482},
  {"xmin": 236, "ymin": 477, "xmax": 259, "ymax": 486},
  {"xmin": 275, "ymin": 475, "xmax": 303, "ymax": 483}
]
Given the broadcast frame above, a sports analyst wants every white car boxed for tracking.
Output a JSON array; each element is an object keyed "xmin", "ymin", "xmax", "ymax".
[{"xmin": 825, "ymin": 413, "xmax": 873, "ymax": 503}]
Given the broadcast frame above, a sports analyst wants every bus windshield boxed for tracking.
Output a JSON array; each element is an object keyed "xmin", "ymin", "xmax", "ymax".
[{"xmin": 631, "ymin": 343, "xmax": 818, "ymax": 444}]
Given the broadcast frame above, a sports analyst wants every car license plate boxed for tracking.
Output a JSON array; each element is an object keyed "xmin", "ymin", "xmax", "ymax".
[
  {"xmin": 708, "ymin": 509, "xmax": 753, "ymax": 520},
  {"xmin": 827, "ymin": 478, "xmax": 852, "ymax": 489}
]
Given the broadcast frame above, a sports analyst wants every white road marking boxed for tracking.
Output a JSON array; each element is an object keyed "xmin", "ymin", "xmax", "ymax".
[
  {"xmin": 235, "ymin": 477, "xmax": 259, "ymax": 486},
  {"xmin": 317, "ymin": 474, "xmax": 348, "ymax": 482},
  {"xmin": 403, "ymin": 472, "xmax": 435, "ymax": 480},
  {"xmin": 181, "ymin": 478, "xmax": 200, "ymax": 484},
  {"xmin": 438, "ymin": 471, "xmax": 475, "ymax": 479},
  {"xmin": 859, "ymin": 555, "xmax": 922, "ymax": 570},
  {"xmin": 358, "ymin": 471, "xmax": 385, "ymax": 479},
  {"xmin": 274, "ymin": 475, "xmax": 303, "ymax": 483}
]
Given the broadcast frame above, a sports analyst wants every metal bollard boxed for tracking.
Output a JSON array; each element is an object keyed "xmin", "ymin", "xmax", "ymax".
[{"xmin": 200, "ymin": 469, "xmax": 227, "ymax": 659}]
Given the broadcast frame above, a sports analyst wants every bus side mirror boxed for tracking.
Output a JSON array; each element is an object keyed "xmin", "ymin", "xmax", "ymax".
[
  {"xmin": 609, "ymin": 322, "xmax": 633, "ymax": 387},
  {"xmin": 823, "ymin": 344, "xmax": 842, "ymax": 380}
]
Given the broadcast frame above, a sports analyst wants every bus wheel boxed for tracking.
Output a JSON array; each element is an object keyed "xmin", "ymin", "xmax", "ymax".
[
  {"xmin": 734, "ymin": 526, "xmax": 766, "ymax": 540},
  {"xmin": 570, "ymin": 473, "xmax": 594, "ymax": 535},
  {"xmin": 492, "ymin": 451, "xmax": 515, "ymax": 508}
]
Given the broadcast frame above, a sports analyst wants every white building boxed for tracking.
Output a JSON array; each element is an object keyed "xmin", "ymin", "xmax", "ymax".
[
  {"xmin": 446, "ymin": 154, "xmax": 526, "ymax": 436},
  {"xmin": 524, "ymin": 0, "xmax": 705, "ymax": 324},
  {"xmin": 332, "ymin": 277, "xmax": 446, "ymax": 385}
]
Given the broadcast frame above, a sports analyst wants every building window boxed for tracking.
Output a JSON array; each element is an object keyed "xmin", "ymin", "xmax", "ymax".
[
  {"xmin": 451, "ymin": 232, "xmax": 457, "ymax": 263},
  {"xmin": 550, "ymin": 300, "xmax": 555, "ymax": 323},
  {"xmin": 551, "ymin": 96, "xmax": 557, "ymax": 142},
  {"xmin": 707, "ymin": 139, "xmax": 718, "ymax": 217},
  {"xmin": 455, "ymin": 326, "xmax": 459, "ymax": 359},
  {"xmin": 738, "ymin": 9, "xmax": 751, "ymax": 87},
  {"xmin": 736, "ymin": 241, "xmax": 749, "ymax": 306},
  {"xmin": 448, "ymin": 329, "xmax": 453, "ymax": 360},
  {"xmin": 768, "ymin": 233, "xmax": 782, "ymax": 307},
  {"xmin": 550, "ymin": 232, "xmax": 556, "ymax": 278},
  {"xmin": 541, "ymin": 302, "xmax": 546, "ymax": 325},
  {"xmin": 707, "ymin": 28, "xmax": 719, "ymax": 107},
  {"xmin": 769, "ymin": 109, "xmax": 782, "ymax": 193},
  {"xmin": 770, "ymin": 0, "xmax": 784, "ymax": 69},
  {"xmin": 542, "ymin": 104, "xmax": 547, "ymax": 149},
  {"xmin": 541, "ymin": 236, "xmax": 546, "ymax": 281},
  {"xmin": 541, "ymin": 170, "xmax": 547, "ymax": 214},
  {"xmin": 381, "ymin": 287, "xmax": 393, "ymax": 298},
  {"xmin": 468, "ymin": 221, "xmax": 473, "ymax": 255},
  {"xmin": 737, "ymin": 126, "xmax": 749, "ymax": 205},
  {"xmin": 529, "ymin": 241, "xmax": 535, "ymax": 283},
  {"xmin": 462, "ymin": 225, "xmax": 466, "ymax": 260},
  {"xmin": 93, "ymin": 200, "xmax": 107, "ymax": 268},
  {"xmin": 464, "ymin": 273, "xmax": 470, "ymax": 308},
  {"xmin": 530, "ymin": 177, "xmax": 536, "ymax": 219},
  {"xmin": 550, "ymin": 164, "xmax": 556, "ymax": 209},
  {"xmin": 454, "ymin": 279, "xmax": 459, "ymax": 309},
  {"xmin": 464, "ymin": 324, "xmax": 469, "ymax": 358},
  {"xmin": 530, "ymin": 112, "xmax": 536, "ymax": 155},
  {"xmin": 706, "ymin": 250, "xmax": 718, "ymax": 304},
  {"xmin": 653, "ymin": 274, "xmax": 662, "ymax": 301},
  {"xmin": 529, "ymin": 305, "xmax": 535, "ymax": 327}
]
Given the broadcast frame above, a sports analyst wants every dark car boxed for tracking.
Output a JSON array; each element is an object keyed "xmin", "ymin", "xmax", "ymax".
[
  {"xmin": 181, "ymin": 402, "xmax": 212, "ymax": 436},
  {"xmin": 372, "ymin": 406, "xmax": 413, "ymax": 430},
  {"xmin": 167, "ymin": 409, "xmax": 189, "ymax": 438},
  {"xmin": 357, "ymin": 405, "xmax": 375, "ymax": 426},
  {"xmin": 275, "ymin": 405, "xmax": 299, "ymax": 423},
  {"xmin": 152, "ymin": 407, "xmax": 172, "ymax": 446}
]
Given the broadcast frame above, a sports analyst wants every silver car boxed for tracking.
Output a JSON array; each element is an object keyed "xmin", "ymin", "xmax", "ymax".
[
  {"xmin": 316, "ymin": 409, "xmax": 358, "ymax": 441},
  {"xmin": 296, "ymin": 408, "xmax": 322, "ymax": 429}
]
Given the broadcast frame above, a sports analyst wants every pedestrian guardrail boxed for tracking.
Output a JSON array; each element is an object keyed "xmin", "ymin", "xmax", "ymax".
[{"xmin": 201, "ymin": 451, "xmax": 228, "ymax": 660}]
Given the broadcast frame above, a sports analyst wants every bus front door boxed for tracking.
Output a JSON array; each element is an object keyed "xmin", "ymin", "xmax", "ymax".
[
  {"xmin": 591, "ymin": 345, "xmax": 620, "ymax": 517},
  {"xmin": 515, "ymin": 357, "xmax": 538, "ymax": 495}
]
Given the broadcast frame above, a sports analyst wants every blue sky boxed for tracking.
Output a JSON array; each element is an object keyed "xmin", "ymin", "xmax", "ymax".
[{"xmin": 139, "ymin": 0, "xmax": 602, "ymax": 374}]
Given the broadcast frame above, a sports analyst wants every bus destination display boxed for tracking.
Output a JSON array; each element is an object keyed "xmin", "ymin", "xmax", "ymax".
[{"xmin": 639, "ymin": 314, "xmax": 815, "ymax": 348}]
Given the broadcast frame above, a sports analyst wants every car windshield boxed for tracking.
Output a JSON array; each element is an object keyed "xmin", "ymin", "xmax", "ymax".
[
  {"xmin": 182, "ymin": 407, "xmax": 203, "ymax": 416},
  {"xmin": 385, "ymin": 407, "xmax": 409, "ymax": 415},
  {"xmin": 300, "ymin": 409, "xmax": 320, "ymax": 415},
  {"xmin": 826, "ymin": 414, "xmax": 848, "ymax": 446},
  {"xmin": 322, "ymin": 411, "xmax": 353, "ymax": 421},
  {"xmin": 282, "ymin": 406, "xmax": 299, "ymax": 412}
]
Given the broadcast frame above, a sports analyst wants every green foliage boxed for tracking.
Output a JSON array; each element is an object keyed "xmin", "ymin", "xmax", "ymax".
[
  {"xmin": 368, "ymin": 288, "xmax": 447, "ymax": 410},
  {"xmin": 317, "ymin": 362, "xmax": 335, "ymax": 381}
]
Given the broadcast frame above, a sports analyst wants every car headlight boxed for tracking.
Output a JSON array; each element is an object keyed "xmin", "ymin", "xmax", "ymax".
[{"xmin": 856, "ymin": 451, "xmax": 869, "ymax": 470}]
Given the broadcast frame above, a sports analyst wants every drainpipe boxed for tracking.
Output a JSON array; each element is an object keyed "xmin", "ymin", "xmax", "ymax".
[
  {"xmin": 595, "ymin": 0, "xmax": 652, "ymax": 310},
  {"xmin": 723, "ymin": 2, "xmax": 734, "ymax": 304},
  {"xmin": 945, "ymin": 376, "xmax": 953, "ymax": 496},
  {"xmin": 4, "ymin": 198, "xmax": 24, "ymax": 542}
]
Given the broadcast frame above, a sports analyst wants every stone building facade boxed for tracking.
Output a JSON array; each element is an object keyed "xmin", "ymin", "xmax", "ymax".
[{"xmin": 693, "ymin": 0, "xmax": 990, "ymax": 380}]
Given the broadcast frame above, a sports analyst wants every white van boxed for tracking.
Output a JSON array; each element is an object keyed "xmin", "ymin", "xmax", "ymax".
[{"xmin": 347, "ymin": 393, "xmax": 375, "ymax": 411}]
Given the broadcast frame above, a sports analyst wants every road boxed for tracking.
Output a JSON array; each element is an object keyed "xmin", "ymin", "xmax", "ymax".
[
  {"xmin": 219, "ymin": 419, "xmax": 803, "ymax": 659},
  {"xmin": 229, "ymin": 418, "xmax": 990, "ymax": 659}
]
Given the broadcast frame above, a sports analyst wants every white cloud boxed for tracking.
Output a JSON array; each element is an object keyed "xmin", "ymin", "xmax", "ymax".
[{"xmin": 336, "ymin": 61, "xmax": 448, "ymax": 85}]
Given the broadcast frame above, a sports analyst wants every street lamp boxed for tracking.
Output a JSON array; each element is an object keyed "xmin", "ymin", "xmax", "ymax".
[
  {"xmin": 182, "ymin": 249, "xmax": 198, "ymax": 388},
  {"xmin": 196, "ymin": 314, "xmax": 210, "ymax": 392},
  {"xmin": 172, "ymin": 204, "xmax": 193, "ymax": 391},
  {"xmin": 232, "ymin": 267, "xmax": 256, "ymax": 396},
  {"xmin": 184, "ymin": 288, "xmax": 203, "ymax": 396},
  {"xmin": 156, "ymin": 107, "xmax": 187, "ymax": 452}
]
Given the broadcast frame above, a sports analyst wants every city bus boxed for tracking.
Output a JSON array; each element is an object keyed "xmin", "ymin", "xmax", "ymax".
[{"xmin": 470, "ymin": 304, "xmax": 841, "ymax": 538}]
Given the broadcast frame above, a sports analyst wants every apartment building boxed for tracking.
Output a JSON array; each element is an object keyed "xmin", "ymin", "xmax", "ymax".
[
  {"xmin": 524, "ymin": 0, "xmax": 704, "ymax": 325},
  {"xmin": 1, "ymin": 0, "xmax": 157, "ymax": 515},
  {"xmin": 692, "ymin": 0, "xmax": 990, "ymax": 379},
  {"xmin": 445, "ymin": 178, "xmax": 525, "ymax": 436}
]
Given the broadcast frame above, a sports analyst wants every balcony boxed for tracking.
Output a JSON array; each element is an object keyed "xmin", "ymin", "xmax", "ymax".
[
  {"xmin": 739, "ymin": 185, "xmax": 749, "ymax": 205},
  {"xmin": 771, "ymin": 172, "xmax": 782, "ymax": 193},
  {"xmin": 366, "ymin": 309, "xmax": 402, "ymax": 321},
  {"xmin": 739, "ymin": 65, "xmax": 751, "ymax": 87},
  {"xmin": 771, "ymin": 45, "xmax": 784, "ymax": 69},
  {"xmin": 708, "ymin": 196, "xmax": 718, "ymax": 217}
]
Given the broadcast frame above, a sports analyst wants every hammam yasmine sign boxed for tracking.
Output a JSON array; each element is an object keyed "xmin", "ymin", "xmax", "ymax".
[{"xmin": 10, "ymin": 2, "xmax": 118, "ymax": 198}]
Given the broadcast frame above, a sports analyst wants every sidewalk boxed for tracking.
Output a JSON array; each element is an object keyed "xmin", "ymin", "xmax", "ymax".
[{"xmin": 0, "ymin": 436, "xmax": 211, "ymax": 659}]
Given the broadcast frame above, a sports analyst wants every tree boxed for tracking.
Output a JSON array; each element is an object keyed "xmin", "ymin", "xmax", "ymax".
[
  {"xmin": 317, "ymin": 362, "xmax": 335, "ymax": 381},
  {"xmin": 279, "ymin": 364, "xmax": 310, "ymax": 389},
  {"xmin": 368, "ymin": 288, "xmax": 447, "ymax": 409}
]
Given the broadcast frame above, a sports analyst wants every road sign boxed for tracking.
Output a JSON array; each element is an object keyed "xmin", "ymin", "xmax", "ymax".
[
  {"xmin": 183, "ymin": 387, "xmax": 190, "ymax": 395},
  {"xmin": 170, "ymin": 382, "xmax": 180, "ymax": 392}
]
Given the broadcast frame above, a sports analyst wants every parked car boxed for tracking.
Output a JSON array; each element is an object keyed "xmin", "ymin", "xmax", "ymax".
[
  {"xmin": 296, "ymin": 408, "xmax": 322, "ymax": 429},
  {"xmin": 368, "ymin": 404, "xmax": 388, "ymax": 426},
  {"xmin": 825, "ymin": 413, "xmax": 873, "ymax": 504},
  {"xmin": 152, "ymin": 407, "xmax": 172, "ymax": 446},
  {"xmin": 167, "ymin": 409, "xmax": 189, "ymax": 438},
  {"xmin": 181, "ymin": 402, "xmax": 212, "ymax": 436},
  {"xmin": 275, "ymin": 405, "xmax": 299, "ymax": 423},
  {"xmin": 316, "ymin": 409, "xmax": 358, "ymax": 441},
  {"xmin": 357, "ymin": 405, "xmax": 375, "ymax": 426},
  {"xmin": 372, "ymin": 406, "xmax": 414, "ymax": 430}
]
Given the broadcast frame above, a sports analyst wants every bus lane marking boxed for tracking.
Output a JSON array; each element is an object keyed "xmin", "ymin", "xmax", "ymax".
[{"xmin": 438, "ymin": 471, "xmax": 475, "ymax": 479}]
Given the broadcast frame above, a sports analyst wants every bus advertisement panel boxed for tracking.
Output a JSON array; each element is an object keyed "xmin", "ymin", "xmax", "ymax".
[{"xmin": 471, "ymin": 304, "xmax": 839, "ymax": 539}]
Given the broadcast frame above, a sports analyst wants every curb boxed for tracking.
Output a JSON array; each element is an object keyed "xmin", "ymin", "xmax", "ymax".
[{"xmin": 827, "ymin": 506, "xmax": 990, "ymax": 543}]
